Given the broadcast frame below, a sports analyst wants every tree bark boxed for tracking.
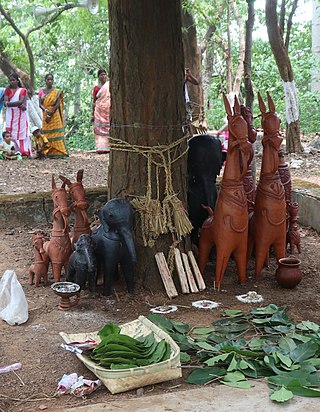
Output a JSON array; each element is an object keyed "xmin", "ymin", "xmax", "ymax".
[
  {"xmin": 265, "ymin": 0, "xmax": 303, "ymax": 153},
  {"xmin": 108, "ymin": 0, "xmax": 188, "ymax": 291},
  {"xmin": 231, "ymin": 0, "xmax": 245, "ymax": 95},
  {"xmin": 243, "ymin": 0, "xmax": 255, "ymax": 110},
  {"xmin": 181, "ymin": 10, "xmax": 203, "ymax": 121}
]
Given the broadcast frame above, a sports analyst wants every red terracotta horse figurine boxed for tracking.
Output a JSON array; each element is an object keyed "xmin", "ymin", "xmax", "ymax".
[
  {"xmin": 29, "ymin": 232, "xmax": 50, "ymax": 287},
  {"xmin": 43, "ymin": 176, "xmax": 72, "ymax": 282},
  {"xmin": 198, "ymin": 94, "xmax": 253, "ymax": 289},
  {"xmin": 254, "ymin": 92, "xmax": 286, "ymax": 278},
  {"xmin": 59, "ymin": 169, "xmax": 91, "ymax": 246}
]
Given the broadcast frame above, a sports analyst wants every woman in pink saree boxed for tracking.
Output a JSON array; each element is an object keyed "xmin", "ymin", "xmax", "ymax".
[
  {"xmin": 3, "ymin": 72, "xmax": 31, "ymax": 156},
  {"xmin": 91, "ymin": 69, "xmax": 110, "ymax": 153}
]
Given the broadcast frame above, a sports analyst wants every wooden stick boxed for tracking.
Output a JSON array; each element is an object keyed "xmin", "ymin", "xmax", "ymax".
[
  {"xmin": 155, "ymin": 252, "xmax": 178, "ymax": 298},
  {"xmin": 181, "ymin": 252, "xmax": 199, "ymax": 293},
  {"xmin": 174, "ymin": 248, "xmax": 190, "ymax": 294},
  {"xmin": 187, "ymin": 251, "xmax": 206, "ymax": 291}
]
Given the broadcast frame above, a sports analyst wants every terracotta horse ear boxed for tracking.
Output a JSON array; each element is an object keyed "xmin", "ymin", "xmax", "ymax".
[
  {"xmin": 59, "ymin": 174, "xmax": 72, "ymax": 186},
  {"xmin": 223, "ymin": 93, "xmax": 233, "ymax": 116},
  {"xmin": 267, "ymin": 91, "xmax": 276, "ymax": 113},
  {"xmin": 233, "ymin": 94, "xmax": 241, "ymax": 115},
  {"xmin": 258, "ymin": 92, "xmax": 267, "ymax": 113},
  {"xmin": 52, "ymin": 174, "xmax": 56, "ymax": 190},
  {"xmin": 53, "ymin": 174, "xmax": 67, "ymax": 190},
  {"xmin": 76, "ymin": 169, "xmax": 84, "ymax": 182}
]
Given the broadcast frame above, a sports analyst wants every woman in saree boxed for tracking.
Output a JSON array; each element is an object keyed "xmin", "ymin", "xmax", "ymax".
[
  {"xmin": 3, "ymin": 72, "xmax": 31, "ymax": 156},
  {"xmin": 39, "ymin": 73, "xmax": 67, "ymax": 158},
  {"xmin": 91, "ymin": 69, "xmax": 110, "ymax": 153}
]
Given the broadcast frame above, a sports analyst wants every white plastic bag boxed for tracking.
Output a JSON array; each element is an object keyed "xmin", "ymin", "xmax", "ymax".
[{"xmin": 0, "ymin": 270, "xmax": 28, "ymax": 325}]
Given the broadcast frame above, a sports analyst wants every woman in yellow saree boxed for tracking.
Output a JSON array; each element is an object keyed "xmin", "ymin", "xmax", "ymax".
[{"xmin": 39, "ymin": 73, "xmax": 68, "ymax": 158}]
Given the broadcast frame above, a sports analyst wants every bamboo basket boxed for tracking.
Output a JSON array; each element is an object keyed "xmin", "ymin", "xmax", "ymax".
[{"xmin": 59, "ymin": 315, "xmax": 182, "ymax": 394}]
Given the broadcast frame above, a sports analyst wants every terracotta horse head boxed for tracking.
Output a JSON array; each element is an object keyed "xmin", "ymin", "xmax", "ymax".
[
  {"xmin": 51, "ymin": 175, "xmax": 70, "ymax": 233},
  {"xmin": 59, "ymin": 169, "xmax": 91, "ymax": 244},
  {"xmin": 59, "ymin": 170, "xmax": 89, "ymax": 217},
  {"xmin": 258, "ymin": 92, "xmax": 283, "ymax": 177},
  {"xmin": 240, "ymin": 105, "xmax": 257, "ymax": 144},
  {"xmin": 32, "ymin": 231, "xmax": 49, "ymax": 255},
  {"xmin": 222, "ymin": 93, "xmax": 253, "ymax": 181}
]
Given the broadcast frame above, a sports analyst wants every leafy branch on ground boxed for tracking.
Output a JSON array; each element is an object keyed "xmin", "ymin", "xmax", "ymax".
[{"xmin": 148, "ymin": 304, "xmax": 320, "ymax": 403}]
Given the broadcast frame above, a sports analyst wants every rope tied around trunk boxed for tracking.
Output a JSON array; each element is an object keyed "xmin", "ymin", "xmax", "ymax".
[{"xmin": 108, "ymin": 134, "xmax": 193, "ymax": 253}]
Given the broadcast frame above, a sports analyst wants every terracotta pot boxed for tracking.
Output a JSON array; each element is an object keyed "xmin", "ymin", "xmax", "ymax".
[{"xmin": 275, "ymin": 257, "xmax": 302, "ymax": 289}]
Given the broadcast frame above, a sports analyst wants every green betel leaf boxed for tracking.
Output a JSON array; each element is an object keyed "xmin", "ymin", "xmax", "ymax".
[
  {"xmin": 296, "ymin": 321, "xmax": 320, "ymax": 333},
  {"xmin": 221, "ymin": 380, "xmax": 253, "ymax": 389},
  {"xmin": 180, "ymin": 352, "xmax": 191, "ymax": 363},
  {"xmin": 276, "ymin": 352, "xmax": 292, "ymax": 368},
  {"xmin": 97, "ymin": 323, "xmax": 121, "ymax": 338},
  {"xmin": 301, "ymin": 358, "xmax": 320, "ymax": 368},
  {"xmin": 251, "ymin": 304, "xmax": 279, "ymax": 315},
  {"xmin": 251, "ymin": 318, "xmax": 271, "ymax": 324},
  {"xmin": 270, "ymin": 387, "xmax": 294, "ymax": 403},
  {"xmin": 223, "ymin": 309, "xmax": 244, "ymax": 317},
  {"xmin": 289, "ymin": 386, "xmax": 320, "ymax": 397},
  {"xmin": 205, "ymin": 353, "xmax": 230, "ymax": 366},
  {"xmin": 290, "ymin": 341, "xmax": 319, "ymax": 363},
  {"xmin": 192, "ymin": 327, "xmax": 216, "ymax": 335},
  {"xmin": 269, "ymin": 309, "xmax": 292, "ymax": 325},
  {"xmin": 287, "ymin": 332, "xmax": 312, "ymax": 343},
  {"xmin": 207, "ymin": 334, "xmax": 228, "ymax": 344},
  {"xmin": 227, "ymin": 355, "xmax": 238, "ymax": 372},
  {"xmin": 186, "ymin": 368, "xmax": 226, "ymax": 385},
  {"xmin": 248, "ymin": 338, "xmax": 266, "ymax": 351},
  {"xmin": 279, "ymin": 336, "xmax": 297, "ymax": 353},
  {"xmin": 147, "ymin": 315, "xmax": 174, "ymax": 332},
  {"xmin": 195, "ymin": 341, "xmax": 217, "ymax": 351},
  {"xmin": 223, "ymin": 371, "xmax": 246, "ymax": 382},
  {"xmin": 239, "ymin": 360, "xmax": 250, "ymax": 370},
  {"xmin": 171, "ymin": 320, "xmax": 189, "ymax": 334},
  {"xmin": 212, "ymin": 323, "xmax": 251, "ymax": 334}
]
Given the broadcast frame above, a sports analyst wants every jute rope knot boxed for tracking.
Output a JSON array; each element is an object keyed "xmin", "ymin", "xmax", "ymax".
[{"xmin": 108, "ymin": 134, "xmax": 193, "ymax": 251}]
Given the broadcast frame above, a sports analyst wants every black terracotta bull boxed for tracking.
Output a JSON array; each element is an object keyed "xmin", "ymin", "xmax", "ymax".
[
  {"xmin": 66, "ymin": 234, "xmax": 97, "ymax": 294},
  {"xmin": 92, "ymin": 198, "xmax": 137, "ymax": 296},
  {"xmin": 187, "ymin": 134, "xmax": 223, "ymax": 245}
]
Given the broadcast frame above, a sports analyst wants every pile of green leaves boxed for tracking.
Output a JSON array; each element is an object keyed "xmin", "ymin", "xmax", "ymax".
[
  {"xmin": 148, "ymin": 304, "xmax": 320, "ymax": 403},
  {"xmin": 87, "ymin": 322, "xmax": 171, "ymax": 370}
]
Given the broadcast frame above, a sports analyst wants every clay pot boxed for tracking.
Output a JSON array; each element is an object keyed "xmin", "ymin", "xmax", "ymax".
[{"xmin": 275, "ymin": 257, "xmax": 302, "ymax": 289}]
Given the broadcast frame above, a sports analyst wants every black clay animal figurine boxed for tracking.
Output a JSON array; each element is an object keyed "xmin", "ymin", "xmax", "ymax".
[
  {"xmin": 92, "ymin": 198, "xmax": 137, "ymax": 296},
  {"xmin": 187, "ymin": 134, "xmax": 222, "ymax": 245},
  {"xmin": 66, "ymin": 234, "xmax": 97, "ymax": 294}
]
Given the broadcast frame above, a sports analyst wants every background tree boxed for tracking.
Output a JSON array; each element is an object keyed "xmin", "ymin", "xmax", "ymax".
[
  {"xmin": 181, "ymin": 9, "xmax": 203, "ymax": 121},
  {"xmin": 243, "ymin": 0, "xmax": 256, "ymax": 110},
  {"xmin": 311, "ymin": 0, "xmax": 320, "ymax": 91},
  {"xmin": 265, "ymin": 0, "xmax": 303, "ymax": 152},
  {"xmin": 108, "ymin": 0, "xmax": 188, "ymax": 289},
  {"xmin": 0, "ymin": 0, "xmax": 109, "ymax": 144}
]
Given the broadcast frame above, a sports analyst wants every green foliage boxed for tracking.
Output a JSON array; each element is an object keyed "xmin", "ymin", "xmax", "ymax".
[
  {"xmin": 0, "ymin": 0, "xmax": 109, "ymax": 149},
  {"xmin": 148, "ymin": 304, "xmax": 320, "ymax": 403}
]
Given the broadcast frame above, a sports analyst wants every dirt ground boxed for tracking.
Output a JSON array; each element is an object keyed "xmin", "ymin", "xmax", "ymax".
[{"xmin": 0, "ymin": 146, "xmax": 320, "ymax": 412}]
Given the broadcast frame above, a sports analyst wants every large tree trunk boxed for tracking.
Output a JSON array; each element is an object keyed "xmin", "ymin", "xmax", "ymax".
[
  {"xmin": 312, "ymin": 0, "xmax": 320, "ymax": 92},
  {"xmin": 265, "ymin": 0, "xmax": 303, "ymax": 153},
  {"xmin": 181, "ymin": 10, "xmax": 203, "ymax": 121},
  {"xmin": 108, "ymin": 0, "xmax": 188, "ymax": 291}
]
